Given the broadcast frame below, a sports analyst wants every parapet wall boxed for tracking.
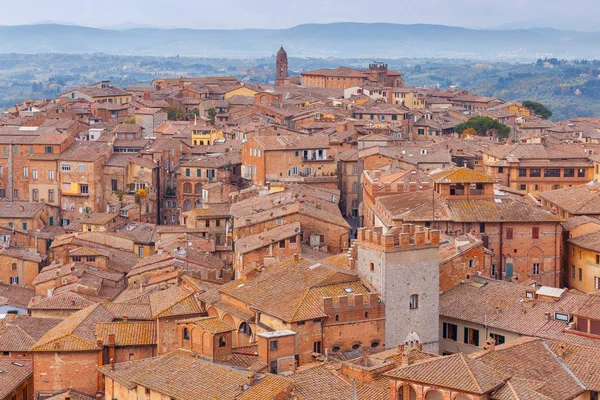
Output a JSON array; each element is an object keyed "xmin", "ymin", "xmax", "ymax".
[
  {"xmin": 355, "ymin": 225, "xmax": 440, "ymax": 252},
  {"xmin": 322, "ymin": 292, "xmax": 382, "ymax": 315}
]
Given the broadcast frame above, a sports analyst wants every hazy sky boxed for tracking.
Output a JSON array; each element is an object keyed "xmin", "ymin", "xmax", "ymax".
[{"xmin": 1, "ymin": 0, "xmax": 599, "ymax": 30}]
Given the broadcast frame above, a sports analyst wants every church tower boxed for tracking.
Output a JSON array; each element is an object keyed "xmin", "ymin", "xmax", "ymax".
[{"xmin": 275, "ymin": 46, "xmax": 288, "ymax": 87}]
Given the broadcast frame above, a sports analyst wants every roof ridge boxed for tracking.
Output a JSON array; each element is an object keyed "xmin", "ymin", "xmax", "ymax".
[{"xmin": 460, "ymin": 353, "xmax": 482, "ymax": 393}]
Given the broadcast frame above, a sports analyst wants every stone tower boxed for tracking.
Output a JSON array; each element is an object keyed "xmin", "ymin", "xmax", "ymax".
[
  {"xmin": 352, "ymin": 225, "xmax": 441, "ymax": 354},
  {"xmin": 275, "ymin": 46, "xmax": 288, "ymax": 87}
]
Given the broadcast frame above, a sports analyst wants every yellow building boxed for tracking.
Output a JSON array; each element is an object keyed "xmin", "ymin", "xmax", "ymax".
[
  {"xmin": 566, "ymin": 228, "xmax": 600, "ymax": 292},
  {"xmin": 192, "ymin": 127, "xmax": 224, "ymax": 146},
  {"xmin": 63, "ymin": 80, "xmax": 132, "ymax": 104},
  {"xmin": 224, "ymin": 86, "xmax": 259, "ymax": 99}
]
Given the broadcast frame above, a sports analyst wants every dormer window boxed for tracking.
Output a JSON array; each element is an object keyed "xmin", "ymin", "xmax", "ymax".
[{"xmin": 555, "ymin": 312, "xmax": 569, "ymax": 322}]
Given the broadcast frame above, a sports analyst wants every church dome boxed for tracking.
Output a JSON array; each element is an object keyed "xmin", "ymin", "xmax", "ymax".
[{"xmin": 277, "ymin": 46, "xmax": 287, "ymax": 58}]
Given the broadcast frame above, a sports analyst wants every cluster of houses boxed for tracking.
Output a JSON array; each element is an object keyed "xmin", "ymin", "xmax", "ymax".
[{"xmin": 0, "ymin": 48, "xmax": 600, "ymax": 399}]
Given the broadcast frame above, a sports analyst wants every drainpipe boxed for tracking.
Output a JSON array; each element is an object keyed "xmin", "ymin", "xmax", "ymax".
[{"xmin": 8, "ymin": 144, "xmax": 13, "ymax": 202}]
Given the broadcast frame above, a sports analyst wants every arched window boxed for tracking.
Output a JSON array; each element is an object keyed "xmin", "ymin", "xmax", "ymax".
[
  {"xmin": 183, "ymin": 199, "xmax": 192, "ymax": 212},
  {"xmin": 219, "ymin": 336, "xmax": 226, "ymax": 348},
  {"xmin": 425, "ymin": 390, "xmax": 444, "ymax": 400},
  {"xmin": 195, "ymin": 200, "xmax": 202, "ymax": 209},
  {"xmin": 239, "ymin": 322, "xmax": 252, "ymax": 336},
  {"xmin": 183, "ymin": 183, "xmax": 192, "ymax": 194},
  {"xmin": 183, "ymin": 327, "xmax": 190, "ymax": 341},
  {"xmin": 195, "ymin": 183, "xmax": 202, "ymax": 194},
  {"xmin": 398, "ymin": 385, "xmax": 417, "ymax": 400}
]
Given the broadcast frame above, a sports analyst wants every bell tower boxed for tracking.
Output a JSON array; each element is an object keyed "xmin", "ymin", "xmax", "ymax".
[{"xmin": 275, "ymin": 46, "xmax": 288, "ymax": 87}]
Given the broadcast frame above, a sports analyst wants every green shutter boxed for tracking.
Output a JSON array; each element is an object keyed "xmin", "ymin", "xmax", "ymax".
[
  {"xmin": 186, "ymin": 169, "xmax": 190, "ymax": 177},
  {"xmin": 473, "ymin": 329, "xmax": 480, "ymax": 347}
]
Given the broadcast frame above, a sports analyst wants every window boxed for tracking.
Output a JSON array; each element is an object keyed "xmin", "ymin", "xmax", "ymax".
[
  {"xmin": 479, "ymin": 223, "xmax": 485, "ymax": 233},
  {"xmin": 87, "ymin": 256, "xmax": 96, "ymax": 262},
  {"xmin": 370, "ymin": 262, "xmax": 375, "ymax": 272},
  {"xmin": 533, "ymin": 263, "xmax": 540, "ymax": 275},
  {"xmin": 111, "ymin": 179, "xmax": 118, "ymax": 192},
  {"xmin": 138, "ymin": 247, "xmax": 144, "ymax": 258},
  {"xmin": 520, "ymin": 184, "xmax": 527, "ymax": 191},
  {"xmin": 0, "ymin": 189, "xmax": 4, "ymax": 198},
  {"xmin": 49, "ymin": 216, "xmax": 53, "ymax": 226},
  {"xmin": 555, "ymin": 312, "xmax": 569, "ymax": 322},
  {"xmin": 442, "ymin": 322, "xmax": 458, "ymax": 341},
  {"xmin": 468, "ymin": 259, "xmax": 474, "ymax": 268},
  {"xmin": 219, "ymin": 336, "xmax": 226, "ymax": 348},
  {"xmin": 185, "ymin": 168, "xmax": 190, "ymax": 177},
  {"xmin": 77, "ymin": 164, "xmax": 85, "ymax": 173},
  {"xmin": 11, "ymin": 263, "xmax": 16, "ymax": 271},
  {"xmin": 32, "ymin": 189, "xmax": 38, "ymax": 201},
  {"xmin": 595, "ymin": 276, "xmax": 600, "ymax": 290},
  {"xmin": 578, "ymin": 168, "xmax": 586, "ymax": 178},
  {"xmin": 276, "ymin": 218, "xmax": 283, "ymax": 225},
  {"xmin": 352, "ymin": 182, "xmax": 358, "ymax": 193},
  {"xmin": 313, "ymin": 341, "xmax": 322, "ymax": 353},
  {"xmin": 544, "ymin": 168, "xmax": 560, "ymax": 177},
  {"xmin": 48, "ymin": 190, "xmax": 55, "ymax": 202},
  {"xmin": 530, "ymin": 168, "xmax": 541, "ymax": 177},
  {"xmin": 32, "ymin": 169, "xmax": 37, "ymax": 180},
  {"xmin": 579, "ymin": 268, "xmax": 583, "ymax": 281},
  {"xmin": 9, "ymin": 277, "xmax": 18, "ymax": 285},
  {"xmin": 519, "ymin": 168, "xmax": 527, "ymax": 177},
  {"xmin": 564, "ymin": 168, "xmax": 575, "ymax": 177},
  {"xmin": 21, "ymin": 222, "xmax": 27, "ymax": 230},
  {"xmin": 183, "ymin": 327, "xmax": 190, "ymax": 340},
  {"xmin": 572, "ymin": 265, "xmax": 576, "ymax": 279},
  {"xmin": 409, "ymin": 294, "xmax": 419, "ymax": 309},
  {"xmin": 22, "ymin": 167, "xmax": 28, "ymax": 178},
  {"xmin": 279, "ymin": 240, "xmax": 286, "ymax": 249},
  {"xmin": 532, "ymin": 227, "xmax": 539, "ymax": 239},
  {"xmin": 48, "ymin": 170, "xmax": 55, "ymax": 180},
  {"xmin": 464, "ymin": 327, "xmax": 480, "ymax": 346},
  {"xmin": 491, "ymin": 333, "xmax": 505, "ymax": 345},
  {"xmin": 80, "ymin": 184, "xmax": 89, "ymax": 195},
  {"xmin": 72, "ymin": 256, "xmax": 82, "ymax": 262},
  {"xmin": 505, "ymin": 227, "xmax": 513, "ymax": 240},
  {"xmin": 44, "ymin": 146, "xmax": 53, "ymax": 154},
  {"xmin": 498, "ymin": 167, "xmax": 504, "ymax": 173},
  {"xmin": 491, "ymin": 264, "xmax": 496, "ymax": 277},
  {"xmin": 61, "ymin": 163, "xmax": 71, "ymax": 172},
  {"xmin": 270, "ymin": 340, "xmax": 278, "ymax": 351},
  {"xmin": 597, "ymin": 254, "xmax": 600, "ymax": 265}
]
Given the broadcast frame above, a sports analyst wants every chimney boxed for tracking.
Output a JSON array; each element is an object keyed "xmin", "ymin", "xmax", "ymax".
[
  {"xmin": 545, "ymin": 312, "xmax": 551, "ymax": 321},
  {"xmin": 400, "ymin": 233, "xmax": 410, "ymax": 249},
  {"xmin": 123, "ymin": 315, "xmax": 128, "ymax": 322},
  {"xmin": 246, "ymin": 372, "xmax": 256, "ymax": 386},
  {"xmin": 415, "ymin": 231, "xmax": 425, "ymax": 248},
  {"xmin": 556, "ymin": 343, "xmax": 566, "ymax": 358},
  {"xmin": 430, "ymin": 230, "xmax": 441, "ymax": 247}
]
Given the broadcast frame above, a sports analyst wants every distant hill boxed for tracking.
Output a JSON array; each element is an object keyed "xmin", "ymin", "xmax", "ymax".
[{"xmin": 2, "ymin": 22, "xmax": 600, "ymax": 60}]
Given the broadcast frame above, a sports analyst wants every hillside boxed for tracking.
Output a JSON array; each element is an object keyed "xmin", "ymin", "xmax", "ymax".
[{"xmin": 2, "ymin": 23, "xmax": 600, "ymax": 60}]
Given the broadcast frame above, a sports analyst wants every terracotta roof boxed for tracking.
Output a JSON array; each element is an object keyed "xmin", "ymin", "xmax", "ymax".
[
  {"xmin": 0, "ymin": 247, "xmax": 45, "ymax": 263},
  {"xmin": 178, "ymin": 316, "xmax": 234, "ymax": 334},
  {"xmin": 0, "ymin": 284, "xmax": 35, "ymax": 309},
  {"xmin": 0, "ymin": 360, "xmax": 32, "ymax": 399},
  {"xmin": 441, "ymin": 279, "xmax": 594, "ymax": 345},
  {"xmin": 99, "ymin": 350, "xmax": 292, "ymax": 400},
  {"xmin": 148, "ymin": 285, "xmax": 203, "ymax": 318},
  {"xmin": 30, "ymin": 303, "xmax": 114, "ymax": 352},
  {"xmin": 540, "ymin": 184, "xmax": 600, "ymax": 216},
  {"xmin": 568, "ymin": 230, "xmax": 600, "ymax": 252},
  {"xmin": 474, "ymin": 338, "xmax": 585, "ymax": 400},
  {"xmin": 95, "ymin": 321, "xmax": 156, "ymax": 346},
  {"xmin": 217, "ymin": 258, "xmax": 362, "ymax": 322},
  {"xmin": 251, "ymin": 134, "xmax": 330, "ymax": 151},
  {"xmin": 0, "ymin": 315, "xmax": 61, "ymax": 352},
  {"xmin": 42, "ymin": 389, "xmax": 96, "ymax": 400},
  {"xmin": 105, "ymin": 303, "xmax": 153, "ymax": 320},
  {"xmin": 386, "ymin": 353, "xmax": 507, "ymax": 394},
  {"xmin": 292, "ymin": 364, "xmax": 388, "ymax": 400},
  {"xmin": 235, "ymin": 222, "xmax": 301, "ymax": 254},
  {"xmin": 28, "ymin": 291, "xmax": 98, "ymax": 311},
  {"xmin": 0, "ymin": 201, "xmax": 47, "ymax": 219},
  {"xmin": 430, "ymin": 167, "xmax": 496, "ymax": 183},
  {"xmin": 572, "ymin": 294, "xmax": 600, "ymax": 320},
  {"xmin": 561, "ymin": 216, "xmax": 600, "ymax": 232}
]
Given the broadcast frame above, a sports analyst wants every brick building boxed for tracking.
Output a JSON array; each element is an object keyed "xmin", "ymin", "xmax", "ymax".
[{"xmin": 301, "ymin": 63, "xmax": 404, "ymax": 90}]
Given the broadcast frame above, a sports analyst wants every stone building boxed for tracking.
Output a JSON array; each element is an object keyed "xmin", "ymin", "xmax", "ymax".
[{"xmin": 352, "ymin": 226, "xmax": 441, "ymax": 354}]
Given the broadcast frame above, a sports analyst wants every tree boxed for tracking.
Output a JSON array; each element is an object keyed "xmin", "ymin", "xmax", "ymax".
[
  {"xmin": 522, "ymin": 100, "xmax": 553, "ymax": 119},
  {"xmin": 455, "ymin": 116, "xmax": 511, "ymax": 140},
  {"xmin": 162, "ymin": 106, "xmax": 181, "ymax": 121},
  {"xmin": 207, "ymin": 107, "xmax": 217, "ymax": 125}
]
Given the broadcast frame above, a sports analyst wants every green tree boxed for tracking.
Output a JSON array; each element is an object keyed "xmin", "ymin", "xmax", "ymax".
[
  {"xmin": 162, "ymin": 106, "xmax": 181, "ymax": 121},
  {"xmin": 207, "ymin": 107, "xmax": 217, "ymax": 125},
  {"xmin": 522, "ymin": 100, "xmax": 553, "ymax": 119},
  {"xmin": 455, "ymin": 116, "xmax": 511, "ymax": 140}
]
